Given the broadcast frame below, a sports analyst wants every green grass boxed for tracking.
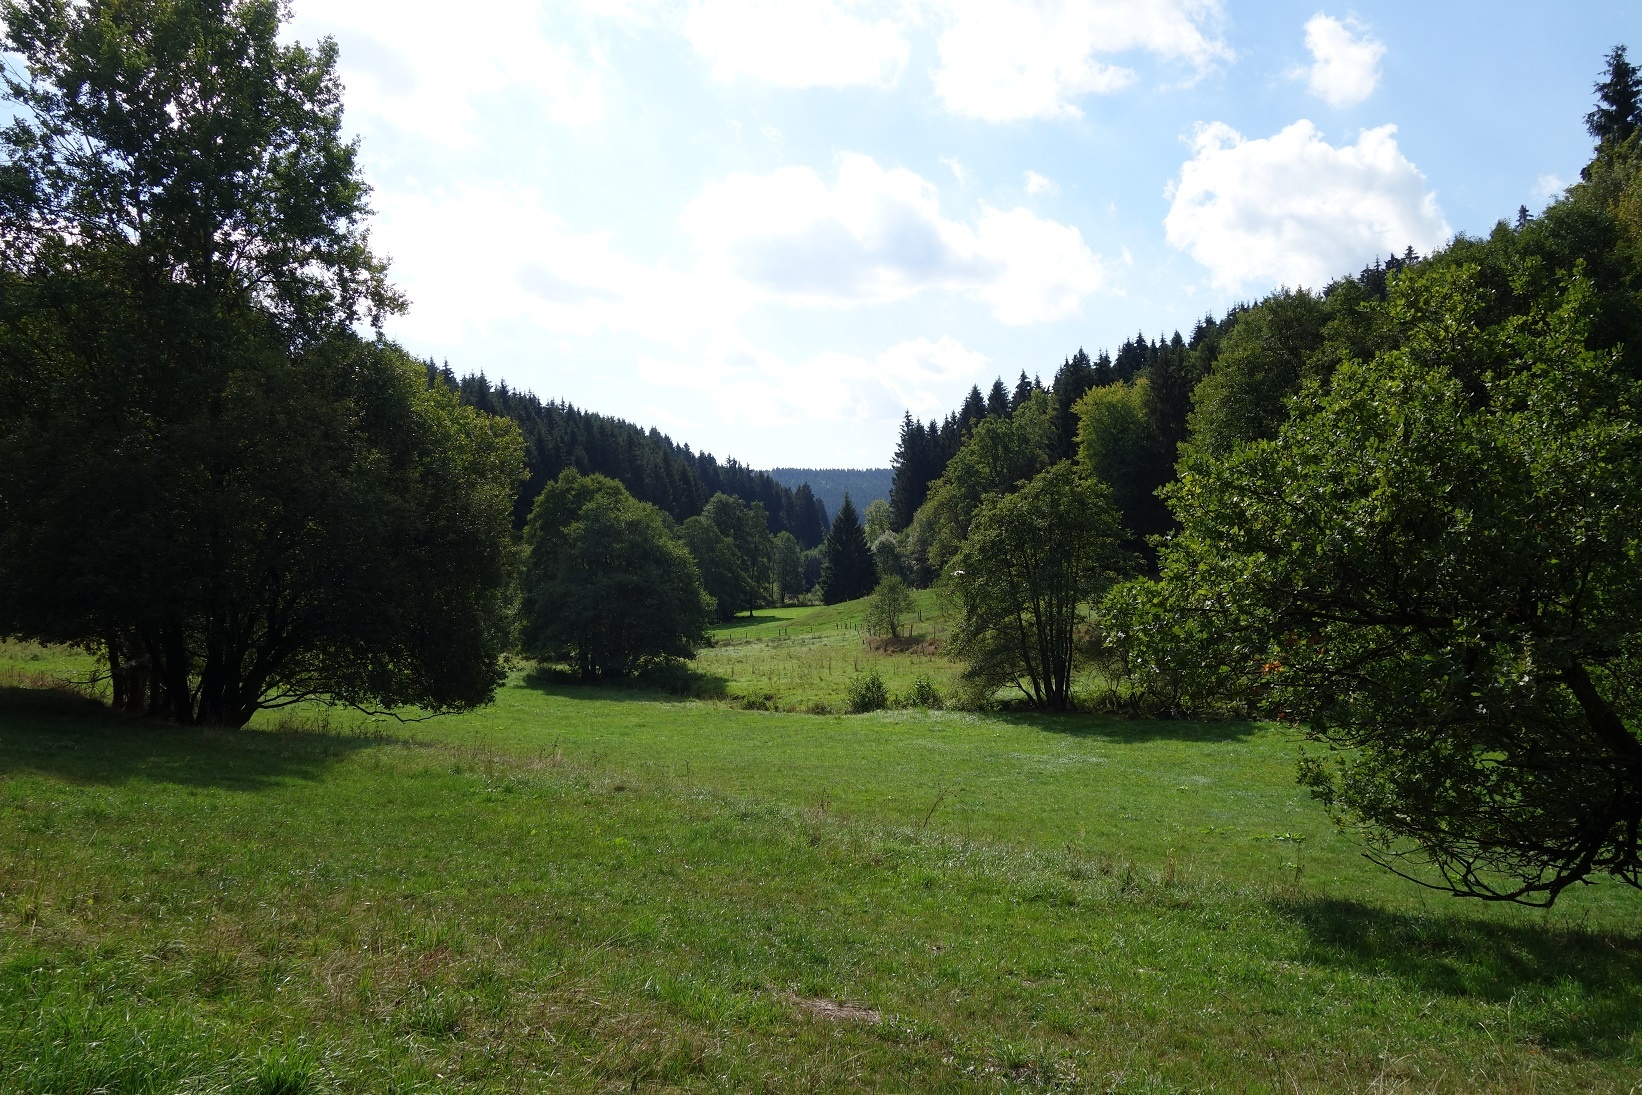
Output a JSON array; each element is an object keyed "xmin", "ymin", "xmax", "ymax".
[
  {"xmin": 0, "ymin": 641, "xmax": 1640, "ymax": 1091},
  {"xmin": 700, "ymin": 590, "xmax": 965, "ymax": 711}
]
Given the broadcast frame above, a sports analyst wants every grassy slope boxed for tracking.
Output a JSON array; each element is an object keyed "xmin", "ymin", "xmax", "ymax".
[
  {"xmin": 698, "ymin": 590, "xmax": 964, "ymax": 711},
  {"xmin": 0, "ymin": 641, "xmax": 1639, "ymax": 1092}
]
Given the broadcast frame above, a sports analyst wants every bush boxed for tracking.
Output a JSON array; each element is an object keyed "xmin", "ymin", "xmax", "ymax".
[
  {"xmin": 903, "ymin": 675, "xmax": 942, "ymax": 709},
  {"xmin": 1092, "ymin": 576, "xmax": 1262, "ymax": 718},
  {"xmin": 846, "ymin": 670, "xmax": 888, "ymax": 713}
]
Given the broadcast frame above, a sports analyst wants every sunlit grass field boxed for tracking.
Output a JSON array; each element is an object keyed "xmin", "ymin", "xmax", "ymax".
[
  {"xmin": 696, "ymin": 590, "xmax": 965, "ymax": 711},
  {"xmin": 1, "ymin": 632, "xmax": 1640, "ymax": 1092}
]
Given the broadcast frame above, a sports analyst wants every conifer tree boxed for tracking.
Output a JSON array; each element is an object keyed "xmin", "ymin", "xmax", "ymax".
[
  {"xmin": 818, "ymin": 495, "xmax": 876, "ymax": 604},
  {"xmin": 1587, "ymin": 44, "xmax": 1642, "ymax": 146},
  {"xmin": 986, "ymin": 377, "xmax": 1011, "ymax": 417},
  {"xmin": 1011, "ymin": 371, "xmax": 1034, "ymax": 409},
  {"xmin": 1051, "ymin": 349, "xmax": 1098, "ymax": 458},
  {"xmin": 959, "ymin": 386, "xmax": 987, "ymax": 432},
  {"xmin": 1114, "ymin": 333, "xmax": 1150, "ymax": 382}
]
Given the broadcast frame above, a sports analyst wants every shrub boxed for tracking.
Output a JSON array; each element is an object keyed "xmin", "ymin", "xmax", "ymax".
[
  {"xmin": 904, "ymin": 675, "xmax": 942, "ymax": 709},
  {"xmin": 846, "ymin": 670, "xmax": 888, "ymax": 713}
]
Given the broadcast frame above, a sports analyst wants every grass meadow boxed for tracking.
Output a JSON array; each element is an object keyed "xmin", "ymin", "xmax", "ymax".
[{"xmin": 0, "ymin": 629, "xmax": 1640, "ymax": 1092}]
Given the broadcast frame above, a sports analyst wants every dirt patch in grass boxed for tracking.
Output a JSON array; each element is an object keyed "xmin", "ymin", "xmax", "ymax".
[{"xmin": 793, "ymin": 996, "xmax": 880, "ymax": 1024}]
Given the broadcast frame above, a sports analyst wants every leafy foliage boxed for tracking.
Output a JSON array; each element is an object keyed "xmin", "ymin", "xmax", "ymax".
[
  {"xmin": 1135, "ymin": 257, "xmax": 1642, "ymax": 904},
  {"xmin": 520, "ymin": 471, "xmax": 710, "ymax": 680},
  {"xmin": 864, "ymin": 576, "xmax": 913, "ymax": 640},
  {"xmin": 771, "ymin": 531, "xmax": 804, "ymax": 604},
  {"xmin": 949, "ymin": 463, "xmax": 1130, "ymax": 711},
  {"xmin": 680, "ymin": 515, "xmax": 751, "ymax": 623},
  {"xmin": 0, "ymin": 0, "xmax": 522, "ymax": 727},
  {"xmin": 845, "ymin": 670, "xmax": 888, "ymax": 713},
  {"xmin": 902, "ymin": 390, "xmax": 1059, "ymax": 581}
]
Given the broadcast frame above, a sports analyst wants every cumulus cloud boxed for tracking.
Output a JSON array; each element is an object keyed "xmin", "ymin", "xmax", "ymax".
[
  {"xmin": 681, "ymin": 153, "xmax": 1106, "ymax": 323},
  {"xmin": 683, "ymin": 0, "xmax": 908, "ymax": 88},
  {"xmin": 287, "ymin": 0, "xmax": 605, "ymax": 142},
  {"xmin": 1164, "ymin": 120, "xmax": 1449, "ymax": 292},
  {"xmin": 576, "ymin": 0, "xmax": 1228, "ymax": 119},
  {"xmin": 932, "ymin": 0, "xmax": 1230, "ymax": 122},
  {"xmin": 371, "ymin": 155, "xmax": 1103, "ymax": 355},
  {"xmin": 1301, "ymin": 14, "xmax": 1384, "ymax": 108}
]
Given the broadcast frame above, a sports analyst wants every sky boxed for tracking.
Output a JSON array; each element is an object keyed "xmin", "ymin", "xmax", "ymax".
[{"xmin": 282, "ymin": 1, "xmax": 1641, "ymax": 469}]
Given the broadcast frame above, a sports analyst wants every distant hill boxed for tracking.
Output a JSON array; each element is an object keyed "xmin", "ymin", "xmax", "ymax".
[{"xmin": 768, "ymin": 468, "xmax": 892, "ymax": 525}]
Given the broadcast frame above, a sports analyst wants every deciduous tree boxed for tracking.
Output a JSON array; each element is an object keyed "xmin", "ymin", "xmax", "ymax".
[
  {"xmin": 950, "ymin": 463, "xmax": 1129, "ymax": 710},
  {"xmin": 520, "ymin": 471, "xmax": 710, "ymax": 680},
  {"xmin": 0, "ymin": 0, "xmax": 522, "ymax": 726},
  {"xmin": 1145, "ymin": 262, "xmax": 1642, "ymax": 904}
]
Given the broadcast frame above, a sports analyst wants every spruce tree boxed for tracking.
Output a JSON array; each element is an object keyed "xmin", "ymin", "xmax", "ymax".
[
  {"xmin": 986, "ymin": 377, "xmax": 1011, "ymax": 417},
  {"xmin": 889, "ymin": 412, "xmax": 933, "ymax": 530},
  {"xmin": 1051, "ymin": 349, "xmax": 1098, "ymax": 458},
  {"xmin": 1587, "ymin": 44, "xmax": 1642, "ymax": 146},
  {"xmin": 1114, "ymin": 333, "xmax": 1150, "ymax": 382},
  {"xmin": 819, "ymin": 494, "xmax": 876, "ymax": 604},
  {"xmin": 1011, "ymin": 371, "xmax": 1034, "ymax": 409}
]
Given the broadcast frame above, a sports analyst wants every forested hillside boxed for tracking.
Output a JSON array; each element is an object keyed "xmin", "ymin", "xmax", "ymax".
[
  {"xmin": 441, "ymin": 368, "xmax": 830, "ymax": 547},
  {"xmin": 767, "ymin": 467, "xmax": 891, "ymax": 521}
]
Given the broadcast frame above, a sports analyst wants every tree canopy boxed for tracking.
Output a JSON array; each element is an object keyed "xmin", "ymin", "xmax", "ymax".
[
  {"xmin": 1588, "ymin": 44, "xmax": 1642, "ymax": 147},
  {"xmin": 0, "ymin": 0, "xmax": 523, "ymax": 726},
  {"xmin": 950, "ymin": 463, "xmax": 1129, "ymax": 710},
  {"xmin": 520, "ymin": 471, "xmax": 710, "ymax": 680}
]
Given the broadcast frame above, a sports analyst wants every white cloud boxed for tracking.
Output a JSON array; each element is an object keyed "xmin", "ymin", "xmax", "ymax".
[
  {"xmin": 368, "ymin": 155, "xmax": 1104, "ymax": 358},
  {"xmin": 1024, "ymin": 170, "xmax": 1058, "ymax": 195},
  {"xmin": 932, "ymin": 0, "xmax": 1229, "ymax": 122},
  {"xmin": 683, "ymin": 0, "xmax": 908, "ymax": 88},
  {"xmin": 1164, "ymin": 120, "xmax": 1449, "ymax": 292},
  {"xmin": 1301, "ymin": 14, "xmax": 1384, "ymax": 108},
  {"xmin": 368, "ymin": 183, "xmax": 724, "ymax": 346},
  {"xmin": 681, "ymin": 153, "xmax": 1106, "ymax": 323},
  {"xmin": 287, "ymin": 0, "xmax": 606, "ymax": 143},
  {"xmin": 1534, "ymin": 173, "xmax": 1567, "ymax": 200},
  {"xmin": 940, "ymin": 155, "xmax": 971, "ymax": 187},
  {"xmin": 640, "ymin": 333, "xmax": 990, "ymax": 425}
]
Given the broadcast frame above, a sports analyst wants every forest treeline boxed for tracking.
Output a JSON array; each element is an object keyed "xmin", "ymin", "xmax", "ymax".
[
  {"xmin": 438, "ymin": 367, "xmax": 831, "ymax": 548},
  {"xmin": 886, "ymin": 252, "xmax": 1420, "ymax": 567}
]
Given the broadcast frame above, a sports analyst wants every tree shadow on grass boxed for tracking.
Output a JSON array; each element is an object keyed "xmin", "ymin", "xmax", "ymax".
[
  {"xmin": 0, "ymin": 685, "xmax": 383, "ymax": 792},
  {"xmin": 520, "ymin": 663, "xmax": 730, "ymax": 705},
  {"xmin": 981, "ymin": 707, "xmax": 1266, "ymax": 744},
  {"xmin": 1275, "ymin": 894, "xmax": 1642, "ymax": 1057},
  {"xmin": 708, "ymin": 611, "xmax": 813, "ymax": 635}
]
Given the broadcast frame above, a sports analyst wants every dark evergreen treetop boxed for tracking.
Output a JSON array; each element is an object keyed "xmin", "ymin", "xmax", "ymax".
[
  {"xmin": 1011, "ymin": 370, "xmax": 1034, "ymax": 409},
  {"xmin": 1113, "ymin": 331, "xmax": 1152, "ymax": 382},
  {"xmin": 818, "ymin": 494, "xmax": 876, "ymax": 604},
  {"xmin": 985, "ymin": 377, "xmax": 1011, "ymax": 417},
  {"xmin": 438, "ymin": 368, "xmax": 829, "ymax": 547},
  {"xmin": 1588, "ymin": 44, "xmax": 1642, "ymax": 146}
]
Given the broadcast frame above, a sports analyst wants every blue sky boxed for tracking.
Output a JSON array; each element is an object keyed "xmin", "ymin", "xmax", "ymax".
[{"xmin": 284, "ymin": 1, "xmax": 1640, "ymax": 468}]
